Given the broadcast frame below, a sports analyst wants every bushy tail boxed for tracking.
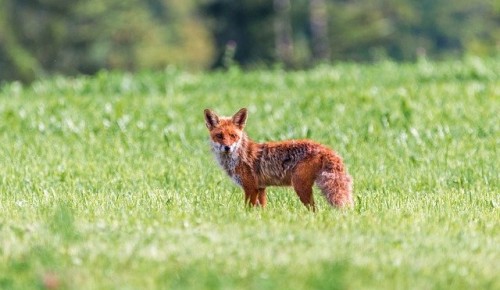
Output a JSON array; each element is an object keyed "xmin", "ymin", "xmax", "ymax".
[{"xmin": 315, "ymin": 154, "xmax": 353, "ymax": 208}]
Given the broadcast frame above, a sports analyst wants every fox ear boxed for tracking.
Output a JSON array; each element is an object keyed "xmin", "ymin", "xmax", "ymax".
[
  {"xmin": 204, "ymin": 109, "xmax": 220, "ymax": 130},
  {"xmin": 232, "ymin": 108, "xmax": 248, "ymax": 129}
]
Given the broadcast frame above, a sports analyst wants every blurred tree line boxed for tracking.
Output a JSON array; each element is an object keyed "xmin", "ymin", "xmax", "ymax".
[{"xmin": 0, "ymin": 0, "xmax": 498, "ymax": 82}]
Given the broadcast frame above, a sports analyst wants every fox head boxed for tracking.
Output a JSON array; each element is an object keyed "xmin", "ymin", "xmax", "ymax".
[{"xmin": 204, "ymin": 108, "xmax": 247, "ymax": 154}]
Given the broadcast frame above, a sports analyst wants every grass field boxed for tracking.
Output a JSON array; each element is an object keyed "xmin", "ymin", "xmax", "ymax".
[{"xmin": 0, "ymin": 57, "xmax": 499, "ymax": 290}]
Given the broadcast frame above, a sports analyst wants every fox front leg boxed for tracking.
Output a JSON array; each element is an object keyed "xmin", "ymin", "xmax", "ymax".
[
  {"xmin": 243, "ymin": 187, "xmax": 259, "ymax": 206},
  {"xmin": 257, "ymin": 188, "xmax": 267, "ymax": 207}
]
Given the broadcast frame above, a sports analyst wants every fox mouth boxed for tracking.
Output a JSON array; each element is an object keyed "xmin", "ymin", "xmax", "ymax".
[
  {"xmin": 211, "ymin": 140, "xmax": 240, "ymax": 154},
  {"xmin": 211, "ymin": 143, "xmax": 232, "ymax": 154},
  {"xmin": 217, "ymin": 144, "xmax": 236, "ymax": 154},
  {"xmin": 221, "ymin": 145, "xmax": 232, "ymax": 153}
]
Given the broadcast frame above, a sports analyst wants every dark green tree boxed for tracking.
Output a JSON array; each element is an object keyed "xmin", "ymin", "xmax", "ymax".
[
  {"xmin": 0, "ymin": 0, "xmax": 213, "ymax": 83},
  {"xmin": 202, "ymin": 0, "xmax": 275, "ymax": 68}
]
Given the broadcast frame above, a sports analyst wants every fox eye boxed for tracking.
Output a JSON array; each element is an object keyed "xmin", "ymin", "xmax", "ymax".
[
  {"xmin": 229, "ymin": 133, "xmax": 237, "ymax": 138},
  {"xmin": 215, "ymin": 133, "xmax": 223, "ymax": 139}
]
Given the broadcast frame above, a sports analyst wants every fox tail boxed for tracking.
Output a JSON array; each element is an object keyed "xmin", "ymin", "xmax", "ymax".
[{"xmin": 315, "ymin": 154, "xmax": 353, "ymax": 207}]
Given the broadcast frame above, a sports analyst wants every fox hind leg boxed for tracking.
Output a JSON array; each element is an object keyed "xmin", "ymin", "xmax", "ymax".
[{"xmin": 291, "ymin": 161, "xmax": 319, "ymax": 211}]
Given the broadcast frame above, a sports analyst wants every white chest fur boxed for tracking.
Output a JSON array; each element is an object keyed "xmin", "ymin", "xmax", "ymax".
[{"xmin": 213, "ymin": 152, "xmax": 242, "ymax": 187}]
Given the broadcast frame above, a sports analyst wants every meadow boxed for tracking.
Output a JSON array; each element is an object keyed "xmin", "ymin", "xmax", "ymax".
[{"xmin": 0, "ymin": 58, "xmax": 498, "ymax": 290}]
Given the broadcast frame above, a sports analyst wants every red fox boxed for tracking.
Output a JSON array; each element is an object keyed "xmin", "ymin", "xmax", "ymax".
[{"xmin": 204, "ymin": 108, "xmax": 353, "ymax": 210}]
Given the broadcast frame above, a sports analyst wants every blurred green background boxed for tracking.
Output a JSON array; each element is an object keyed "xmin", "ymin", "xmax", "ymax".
[{"xmin": 0, "ymin": 0, "xmax": 499, "ymax": 83}]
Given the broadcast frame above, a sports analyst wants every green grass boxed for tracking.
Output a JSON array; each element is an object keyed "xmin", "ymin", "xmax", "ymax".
[{"xmin": 0, "ymin": 57, "xmax": 499, "ymax": 290}]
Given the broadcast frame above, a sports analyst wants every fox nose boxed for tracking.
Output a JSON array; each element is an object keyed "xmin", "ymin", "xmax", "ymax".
[{"xmin": 224, "ymin": 146, "xmax": 231, "ymax": 152}]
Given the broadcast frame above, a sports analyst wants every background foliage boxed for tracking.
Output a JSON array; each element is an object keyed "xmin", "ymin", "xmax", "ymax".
[{"xmin": 0, "ymin": 0, "xmax": 499, "ymax": 82}]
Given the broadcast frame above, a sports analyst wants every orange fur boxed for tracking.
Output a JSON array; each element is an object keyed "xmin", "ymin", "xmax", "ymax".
[{"xmin": 204, "ymin": 108, "xmax": 353, "ymax": 210}]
